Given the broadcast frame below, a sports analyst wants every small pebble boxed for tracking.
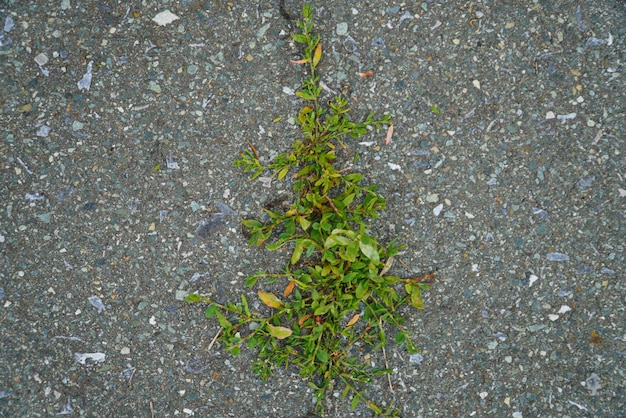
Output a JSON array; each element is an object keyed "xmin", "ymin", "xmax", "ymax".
[
  {"xmin": 35, "ymin": 53, "xmax": 48, "ymax": 66},
  {"xmin": 336, "ymin": 22, "xmax": 348, "ymax": 36}
]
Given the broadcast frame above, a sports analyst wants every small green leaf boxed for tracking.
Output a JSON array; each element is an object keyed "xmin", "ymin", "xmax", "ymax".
[
  {"xmin": 351, "ymin": 395, "xmax": 360, "ymax": 410},
  {"xmin": 242, "ymin": 219, "xmax": 263, "ymax": 229},
  {"xmin": 204, "ymin": 305, "xmax": 219, "ymax": 318},
  {"xmin": 316, "ymin": 350, "xmax": 329, "ymax": 362},
  {"xmin": 267, "ymin": 324, "xmax": 293, "ymax": 339},
  {"xmin": 395, "ymin": 331, "xmax": 406, "ymax": 344},
  {"xmin": 291, "ymin": 241, "xmax": 304, "ymax": 265},
  {"xmin": 324, "ymin": 234, "xmax": 351, "ymax": 249},
  {"xmin": 277, "ymin": 166, "xmax": 289, "ymax": 180},
  {"xmin": 359, "ymin": 240, "xmax": 380, "ymax": 264},
  {"xmin": 216, "ymin": 311, "xmax": 232, "ymax": 328},
  {"xmin": 298, "ymin": 216, "xmax": 311, "ymax": 231},
  {"xmin": 292, "ymin": 33, "xmax": 308, "ymax": 44},
  {"xmin": 431, "ymin": 104, "xmax": 440, "ymax": 115},
  {"xmin": 248, "ymin": 337, "xmax": 258, "ymax": 349},
  {"xmin": 313, "ymin": 303, "xmax": 331, "ymax": 316},
  {"xmin": 241, "ymin": 294, "xmax": 250, "ymax": 316},
  {"xmin": 342, "ymin": 192, "xmax": 356, "ymax": 206},
  {"xmin": 245, "ymin": 275, "xmax": 258, "ymax": 287},
  {"xmin": 231, "ymin": 346, "xmax": 241, "ymax": 356},
  {"xmin": 185, "ymin": 294, "xmax": 203, "ymax": 303},
  {"xmin": 356, "ymin": 281, "xmax": 369, "ymax": 299}
]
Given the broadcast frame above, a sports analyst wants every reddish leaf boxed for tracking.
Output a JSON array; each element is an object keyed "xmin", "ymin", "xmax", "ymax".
[
  {"xmin": 312, "ymin": 42, "xmax": 322, "ymax": 67},
  {"xmin": 298, "ymin": 313, "xmax": 313, "ymax": 326},
  {"xmin": 283, "ymin": 280, "xmax": 296, "ymax": 297}
]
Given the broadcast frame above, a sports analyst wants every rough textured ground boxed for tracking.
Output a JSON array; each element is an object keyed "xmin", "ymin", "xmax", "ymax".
[{"xmin": 1, "ymin": 0, "xmax": 624, "ymax": 417}]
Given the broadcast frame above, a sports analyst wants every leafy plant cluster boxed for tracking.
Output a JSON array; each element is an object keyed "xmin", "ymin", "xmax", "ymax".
[{"xmin": 187, "ymin": 4, "xmax": 428, "ymax": 416}]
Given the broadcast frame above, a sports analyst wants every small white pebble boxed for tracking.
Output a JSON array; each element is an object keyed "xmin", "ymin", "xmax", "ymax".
[
  {"xmin": 557, "ymin": 305, "xmax": 572, "ymax": 314},
  {"xmin": 546, "ymin": 111, "xmax": 555, "ymax": 119},
  {"xmin": 35, "ymin": 52, "xmax": 48, "ymax": 66}
]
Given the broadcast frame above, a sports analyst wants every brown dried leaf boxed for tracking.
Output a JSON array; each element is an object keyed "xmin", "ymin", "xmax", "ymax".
[
  {"xmin": 345, "ymin": 313, "xmax": 360, "ymax": 328},
  {"xmin": 290, "ymin": 57, "xmax": 310, "ymax": 64},
  {"xmin": 298, "ymin": 313, "xmax": 313, "ymax": 326},
  {"xmin": 358, "ymin": 70, "xmax": 374, "ymax": 79},
  {"xmin": 283, "ymin": 280, "xmax": 296, "ymax": 297},
  {"xmin": 590, "ymin": 330, "xmax": 603, "ymax": 344}
]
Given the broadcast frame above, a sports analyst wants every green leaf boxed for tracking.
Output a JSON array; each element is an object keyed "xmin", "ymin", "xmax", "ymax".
[
  {"xmin": 395, "ymin": 331, "xmax": 406, "ymax": 344},
  {"xmin": 242, "ymin": 219, "xmax": 263, "ymax": 229},
  {"xmin": 231, "ymin": 346, "xmax": 241, "ymax": 356},
  {"xmin": 241, "ymin": 294, "xmax": 250, "ymax": 316},
  {"xmin": 342, "ymin": 192, "xmax": 356, "ymax": 206},
  {"xmin": 291, "ymin": 241, "xmax": 304, "ymax": 265},
  {"xmin": 291, "ymin": 33, "xmax": 308, "ymax": 44},
  {"xmin": 351, "ymin": 395, "xmax": 360, "ymax": 410},
  {"xmin": 298, "ymin": 216, "xmax": 311, "ymax": 231},
  {"xmin": 245, "ymin": 275, "xmax": 258, "ymax": 287},
  {"xmin": 277, "ymin": 165, "xmax": 289, "ymax": 181},
  {"xmin": 248, "ymin": 337, "xmax": 258, "ymax": 349},
  {"xmin": 324, "ymin": 234, "xmax": 351, "ymax": 249},
  {"xmin": 431, "ymin": 104, "xmax": 440, "ymax": 115},
  {"xmin": 296, "ymin": 90, "xmax": 315, "ymax": 101},
  {"xmin": 316, "ymin": 350, "xmax": 329, "ymax": 362},
  {"xmin": 345, "ymin": 240, "xmax": 359, "ymax": 262},
  {"xmin": 359, "ymin": 240, "xmax": 380, "ymax": 264},
  {"xmin": 356, "ymin": 281, "xmax": 369, "ymax": 299},
  {"xmin": 313, "ymin": 303, "xmax": 331, "ymax": 316},
  {"xmin": 267, "ymin": 324, "xmax": 293, "ymax": 339},
  {"xmin": 216, "ymin": 311, "xmax": 232, "ymax": 328},
  {"xmin": 204, "ymin": 305, "xmax": 219, "ymax": 318},
  {"xmin": 185, "ymin": 294, "xmax": 203, "ymax": 303}
]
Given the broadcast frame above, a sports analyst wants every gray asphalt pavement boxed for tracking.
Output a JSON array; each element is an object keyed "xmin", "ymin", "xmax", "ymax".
[{"xmin": 1, "ymin": 1, "xmax": 624, "ymax": 417}]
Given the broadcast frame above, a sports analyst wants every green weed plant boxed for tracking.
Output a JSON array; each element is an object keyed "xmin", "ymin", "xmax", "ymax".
[{"xmin": 187, "ymin": 4, "xmax": 428, "ymax": 416}]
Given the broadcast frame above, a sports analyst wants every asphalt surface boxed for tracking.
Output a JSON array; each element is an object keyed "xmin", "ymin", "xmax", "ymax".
[{"xmin": 1, "ymin": 1, "xmax": 624, "ymax": 417}]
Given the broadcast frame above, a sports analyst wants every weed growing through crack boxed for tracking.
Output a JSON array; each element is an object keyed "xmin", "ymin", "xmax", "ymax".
[{"xmin": 187, "ymin": 4, "xmax": 429, "ymax": 416}]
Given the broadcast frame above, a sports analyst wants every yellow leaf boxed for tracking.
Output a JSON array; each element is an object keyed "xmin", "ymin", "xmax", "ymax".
[
  {"xmin": 290, "ymin": 57, "xmax": 310, "ymax": 64},
  {"xmin": 267, "ymin": 324, "xmax": 292, "ymax": 339},
  {"xmin": 258, "ymin": 290, "xmax": 284, "ymax": 309},
  {"xmin": 345, "ymin": 313, "xmax": 360, "ymax": 328},
  {"xmin": 277, "ymin": 166, "xmax": 289, "ymax": 180},
  {"xmin": 283, "ymin": 280, "xmax": 296, "ymax": 297},
  {"xmin": 313, "ymin": 42, "xmax": 322, "ymax": 67}
]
